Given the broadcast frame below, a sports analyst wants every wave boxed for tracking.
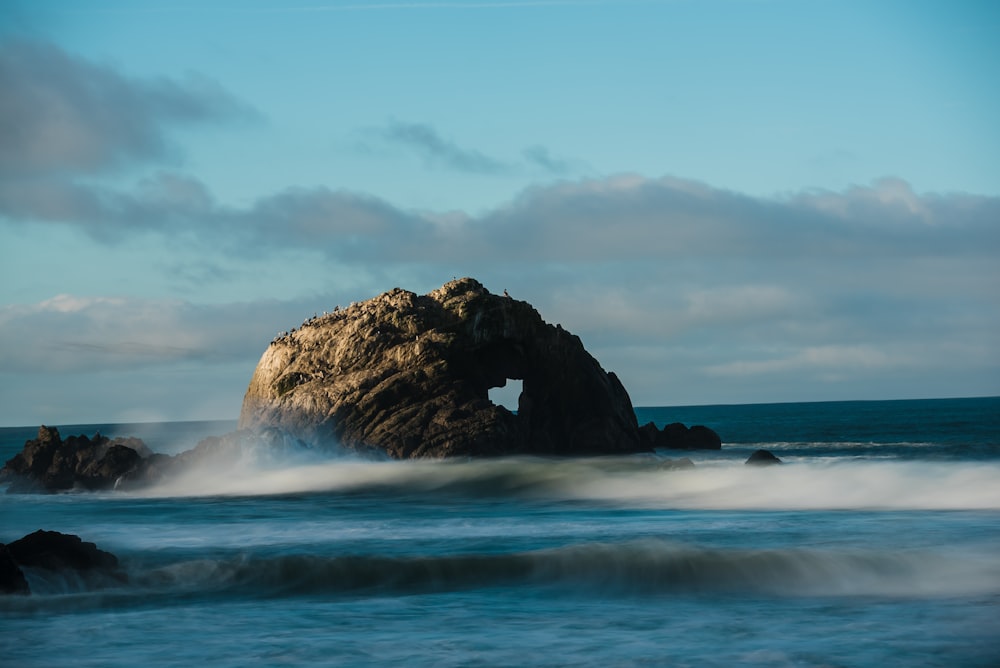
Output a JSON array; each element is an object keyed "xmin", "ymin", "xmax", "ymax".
[
  {"xmin": 6, "ymin": 540, "xmax": 998, "ymax": 611},
  {"xmin": 137, "ymin": 455, "xmax": 1000, "ymax": 511}
]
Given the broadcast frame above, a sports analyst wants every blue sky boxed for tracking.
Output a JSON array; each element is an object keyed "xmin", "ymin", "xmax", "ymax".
[{"xmin": 1, "ymin": 0, "xmax": 998, "ymax": 425}]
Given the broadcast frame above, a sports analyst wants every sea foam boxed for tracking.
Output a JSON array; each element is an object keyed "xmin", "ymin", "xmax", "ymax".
[{"xmin": 137, "ymin": 454, "xmax": 1000, "ymax": 511}]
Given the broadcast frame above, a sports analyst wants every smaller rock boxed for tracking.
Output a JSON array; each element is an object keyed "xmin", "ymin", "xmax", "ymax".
[
  {"xmin": 0, "ymin": 544, "xmax": 29, "ymax": 595},
  {"xmin": 0, "ymin": 427, "xmax": 154, "ymax": 492},
  {"xmin": 745, "ymin": 449, "xmax": 782, "ymax": 466},
  {"xmin": 7, "ymin": 530, "xmax": 120, "ymax": 572},
  {"xmin": 641, "ymin": 422, "xmax": 722, "ymax": 450}
]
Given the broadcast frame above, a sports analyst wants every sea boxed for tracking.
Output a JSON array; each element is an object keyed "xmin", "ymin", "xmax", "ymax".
[{"xmin": 1, "ymin": 397, "xmax": 998, "ymax": 667}]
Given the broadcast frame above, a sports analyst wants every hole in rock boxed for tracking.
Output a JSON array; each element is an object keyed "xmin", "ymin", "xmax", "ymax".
[{"xmin": 488, "ymin": 379, "xmax": 523, "ymax": 412}]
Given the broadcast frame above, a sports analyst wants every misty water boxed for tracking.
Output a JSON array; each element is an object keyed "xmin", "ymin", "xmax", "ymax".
[{"xmin": 2, "ymin": 397, "xmax": 999, "ymax": 667}]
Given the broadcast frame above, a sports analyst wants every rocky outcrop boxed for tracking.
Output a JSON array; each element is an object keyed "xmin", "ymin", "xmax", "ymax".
[
  {"xmin": 0, "ymin": 426, "xmax": 314, "ymax": 493},
  {"xmin": 746, "ymin": 449, "xmax": 782, "ymax": 466},
  {"xmin": 1, "ymin": 530, "xmax": 123, "ymax": 595},
  {"xmin": 639, "ymin": 422, "xmax": 722, "ymax": 450},
  {"xmin": 7, "ymin": 530, "xmax": 120, "ymax": 572},
  {"xmin": 239, "ymin": 278, "xmax": 646, "ymax": 458},
  {"xmin": 0, "ymin": 426, "xmax": 153, "ymax": 492}
]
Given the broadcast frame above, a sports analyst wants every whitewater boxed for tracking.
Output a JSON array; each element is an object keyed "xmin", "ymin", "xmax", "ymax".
[{"xmin": 2, "ymin": 397, "xmax": 998, "ymax": 667}]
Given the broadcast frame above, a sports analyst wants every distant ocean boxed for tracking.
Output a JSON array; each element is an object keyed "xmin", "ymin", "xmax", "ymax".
[{"xmin": 2, "ymin": 397, "xmax": 999, "ymax": 667}]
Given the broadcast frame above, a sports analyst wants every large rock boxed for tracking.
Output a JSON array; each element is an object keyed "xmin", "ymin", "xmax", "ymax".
[{"xmin": 239, "ymin": 278, "xmax": 646, "ymax": 458}]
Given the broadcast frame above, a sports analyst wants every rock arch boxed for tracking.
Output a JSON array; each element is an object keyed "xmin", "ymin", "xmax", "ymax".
[{"xmin": 238, "ymin": 278, "xmax": 644, "ymax": 458}]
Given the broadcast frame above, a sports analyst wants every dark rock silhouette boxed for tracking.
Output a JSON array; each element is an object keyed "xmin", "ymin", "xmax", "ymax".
[
  {"xmin": 1, "ymin": 425, "xmax": 319, "ymax": 494},
  {"xmin": 0, "ymin": 426, "xmax": 152, "ymax": 492},
  {"xmin": 1, "ymin": 530, "xmax": 124, "ymax": 595},
  {"xmin": 746, "ymin": 449, "xmax": 783, "ymax": 466},
  {"xmin": 0, "ymin": 544, "xmax": 29, "ymax": 595},
  {"xmin": 639, "ymin": 421, "xmax": 722, "ymax": 450},
  {"xmin": 7, "ymin": 530, "xmax": 119, "ymax": 572},
  {"xmin": 0, "ymin": 422, "xmax": 320, "ymax": 493},
  {"xmin": 239, "ymin": 278, "xmax": 647, "ymax": 458}
]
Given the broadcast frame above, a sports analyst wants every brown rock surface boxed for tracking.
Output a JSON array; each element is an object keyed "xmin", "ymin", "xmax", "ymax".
[{"xmin": 238, "ymin": 278, "xmax": 646, "ymax": 458}]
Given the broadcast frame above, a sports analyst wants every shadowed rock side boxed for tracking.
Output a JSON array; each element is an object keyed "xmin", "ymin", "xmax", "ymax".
[
  {"xmin": 1, "ymin": 530, "xmax": 124, "ymax": 595},
  {"xmin": 239, "ymin": 278, "xmax": 646, "ymax": 458}
]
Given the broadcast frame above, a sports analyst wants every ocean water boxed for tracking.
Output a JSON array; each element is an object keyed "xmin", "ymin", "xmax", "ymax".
[{"xmin": 1, "ymin": 397, "xmax": 999, "ymax": 667}]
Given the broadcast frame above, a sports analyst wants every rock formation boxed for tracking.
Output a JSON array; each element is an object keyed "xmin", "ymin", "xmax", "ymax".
[
  {"xmin": 0, "ymin": 426, "xmax": 313, "ymax": 493},
  {"xmin": 0, "ymin": 426, "xmax": 153, "ymax": 493},
  {"xmin": 238, "ymin": 278, "xmax": 646, "ymax": 458},
  {"xmin": 639, "ymin": 421, "xmax": 722, "ymax": 450},
  {"xmin": 0, "ymin": 530, "xmax": 123, "ymax": 595},
  {"xmin": 745, "ymin": 449, "xmax": 783, "ymax": 466}
]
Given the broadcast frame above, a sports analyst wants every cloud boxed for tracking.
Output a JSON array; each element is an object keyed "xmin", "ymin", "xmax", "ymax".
[
  {"xmin": 704, "ymin": 344, "xmax": 902, "ymax": 378},
  {"xmin": 2, "ymin": 171, "xmax": 997, "ymax": 410},
  {"xmin": 9, "ymin": 172, "xmax": 997, "ymax": 263},
  {"xmin": 0, "ymin": 294, "xmax": 321, "ymax": 374},
  {"xmin": 360, "ymin": 120, "xmax": 576, "ymax": 176},
  {"xmin": 0, "ymin": 40, "xmax": 253, "ymax": 178},
  {"xmin": 522, "ymin": 145, "xmax": 574, "ymax": 175},
  {"xmin": 371, "ymin": 120, "xmax": 510, "ymax": 174}
]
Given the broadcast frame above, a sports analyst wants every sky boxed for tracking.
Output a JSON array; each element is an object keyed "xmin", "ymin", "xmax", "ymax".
[{"xmin": 1, "ymin": 0, "xmax": 998, "ymax": 426}]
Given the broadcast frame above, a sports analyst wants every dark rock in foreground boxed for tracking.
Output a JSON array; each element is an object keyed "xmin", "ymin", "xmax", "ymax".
[
  {"xmin": 239, "ymin": 278, "xmax": 648, "ymax": 458},
  {"xmin": 746, "ymin": 449, "xmax": 783, "ymax": 466},
  {"xmin": 1, "ymin": 530, "xmax": 123, "ymax": 595},
  {"xmin": 0, "ymin": 544, "xmax": 29, "ymax": 595},
  {"xmin": 7, "ymin": 530, "xmax": 119, "ymax": 572},
  {"xmin": 639, "ymin": 421, "xmax": 722, "ymax": 450}
]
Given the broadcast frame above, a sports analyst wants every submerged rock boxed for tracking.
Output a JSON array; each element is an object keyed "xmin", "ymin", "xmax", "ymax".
[
  {"xmin": 239, "ymin": 278, "xmax": 646, "ymax": 458},
  {"xmin": 746, "ymin": 449, "xmax": 783, "ymax": 466},
  {"xmin": 659, "ymin": 457, "xmax": 695, "ymax": 470}
]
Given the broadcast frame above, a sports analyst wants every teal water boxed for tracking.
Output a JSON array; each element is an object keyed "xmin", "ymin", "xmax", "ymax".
[{"xmin": 2, "ymin": 398, "xmax": 999, "ymax": 667}]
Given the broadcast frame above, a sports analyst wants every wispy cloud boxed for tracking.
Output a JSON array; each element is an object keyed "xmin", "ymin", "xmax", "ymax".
[
  {"xmin": 0, "ymin": 295, "xmax": 320, "ymax": 374},
  {"xmin": 253, "ymin": 1, "xmax": 615, "ymax": 12},
  {"xmin": 4, "ymin": 170, "xmax": 998, "ymax": 266},
  {"xmin": 359, "ymin": 120, "xmax": 577, "ymax": 176},
  {"xmin": 522, "ymin": 145, "xmax": 574, "ymax": 175},
  {"xmin": 0, "ymin": 41, "xmax": 255, "ymax": 178},
  {"xmin": 366, "ymin": 120, "xmax": 510, "ymax": 174}
]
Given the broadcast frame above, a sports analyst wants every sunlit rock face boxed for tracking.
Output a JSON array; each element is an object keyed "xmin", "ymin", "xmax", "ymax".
[{"xmin": 238, "ymin": 278, "xmax": 645, "ymax": 458}]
